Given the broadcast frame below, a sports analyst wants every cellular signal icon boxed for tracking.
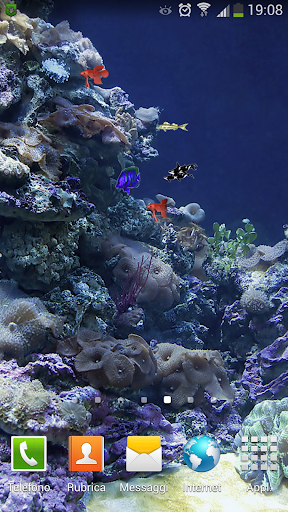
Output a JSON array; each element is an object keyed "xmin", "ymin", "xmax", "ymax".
[
  {"xmin": 197, "ymin": 2, "xmax": 211, "ymax": 16},
  {"xmin": 217, "ymin": 5, "xmax": 230, "ymax": 17}
]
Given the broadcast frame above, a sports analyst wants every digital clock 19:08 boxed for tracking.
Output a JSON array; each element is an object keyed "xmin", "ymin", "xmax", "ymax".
[{"xmin": 248, "ymin": 4, "xmax": 283, "ymax": 15}]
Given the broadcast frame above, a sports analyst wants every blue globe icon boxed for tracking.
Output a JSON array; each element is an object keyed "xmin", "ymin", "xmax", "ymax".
[{"xmin": 183, "ymin": 435, "xmax": 220, "ymax": 472}]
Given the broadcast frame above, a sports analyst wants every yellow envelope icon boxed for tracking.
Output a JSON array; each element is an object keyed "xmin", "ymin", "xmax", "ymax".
[{"xmin": 126, "ymin": 436, "xmax": 162, "ymax": 472}]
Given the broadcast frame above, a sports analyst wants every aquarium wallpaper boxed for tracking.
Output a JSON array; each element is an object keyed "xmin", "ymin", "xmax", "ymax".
[{"xmin": 0, "ymin": 0, "xmax": 288, "ymax": 510}]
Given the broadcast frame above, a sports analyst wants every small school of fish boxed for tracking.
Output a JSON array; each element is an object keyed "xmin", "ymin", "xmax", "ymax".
[
  {"xmin": 156, "ymin": 122, "xmax": 188, "ymax": 132},
  {"xmin": 80, "ymin": 65, "xmax": 109, "ymax": 88}
]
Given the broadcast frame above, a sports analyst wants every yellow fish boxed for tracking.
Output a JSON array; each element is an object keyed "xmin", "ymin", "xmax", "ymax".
[{"xmin": 156, "ymin": 122, "xmax": 188, "ymax": 132}]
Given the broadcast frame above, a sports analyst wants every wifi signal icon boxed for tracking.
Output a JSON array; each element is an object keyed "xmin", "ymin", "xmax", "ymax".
[{"xmin": 197, "ymin": 2, "xmax": 211, "ymax": 16}]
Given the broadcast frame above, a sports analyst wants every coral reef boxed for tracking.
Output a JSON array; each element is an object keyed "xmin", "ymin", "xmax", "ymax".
[
  {"xmin": 61, "ymin": 330, "xmax": 157, "ymax": 390},
  {"xmin": 0, "ymin": 220, "xmax": 80, "ymax": 290},
  {"xmin": 0, "ymin": 122, "xmax": 61, "ymax": 181},
  {"xmin": 102, "ymin": 234, "xmax": 180, "ymax": 311},
  {"xmin": 41, "ymin": 58, "xmax": 70, "ymax": 82},
  {"xmin": 240, "ymin": 288, "xmax": 271, "ymax": 314},
  {"xmin": 153, "ymin": 342, "xmax": 234, "ymax": 408},
  {"xmin": 0, "ymin": 149, "xmax": 30, "ymax": 182},
  {"xmin": 0, "ymin": 61, "xmax": 21, "ymax": 113},
  {"xmin": 0, "ymin": 175, "xmax": 95, "ymax": 221},
  {"xmin": 241, "ymin": 331, "xmax": 288, "ymax": 402},
  {"xmin": 0, "ymin": 375, "xmax": 91, "ymax": 441},
  {"xmin": 238, "ymin": 240, "xmax": 288, "ymax": 270},
  {"xmin": 43, "ymin": 267, "xmax": 116, "ymax": 336},
  {"xmin": 39, "ymin": 102, "xmax": 129, "ymax": 143},
  {"xmin": 1, "ymin": 4, "xmax": 288, "ymax": 509},
  {"xmin": 89, "ymin": 398, "xmax": 185, "ymax": 481},
  {"xmin": 0, "ymin": 282, "xmax": 63, "ymax": 360}
]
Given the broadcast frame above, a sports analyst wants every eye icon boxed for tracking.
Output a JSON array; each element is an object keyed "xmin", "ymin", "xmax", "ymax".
[{"xmin": 159, "ymin": 5, "xmax": 172, "ymax": 15}]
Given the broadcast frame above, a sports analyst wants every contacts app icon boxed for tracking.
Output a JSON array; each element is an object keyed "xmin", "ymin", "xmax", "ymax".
[
  {"xmin": 69, "ymin": 436, "xmax": 104, "ymax": 472},
  {"xmin": 126, "ymin": 436, "xmax": 162, "ymax": 472}
]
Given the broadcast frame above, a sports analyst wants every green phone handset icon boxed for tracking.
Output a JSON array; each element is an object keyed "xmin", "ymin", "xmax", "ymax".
[{"xmin": 11, "ymin": 436, "xmax": 47, "ymax": 471}]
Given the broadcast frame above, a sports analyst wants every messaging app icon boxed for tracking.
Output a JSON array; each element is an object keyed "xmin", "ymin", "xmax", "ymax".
[
  {"xmin": 11, "ymin": 436, "xmax": 47, "ymax": 471},
  {"xmin": 69, "ymin": 436, "xmax": 104, "ymax": 472},
  {"xmin": 126, "ymin": 436, "xmax": 162, "ymax": 472}
]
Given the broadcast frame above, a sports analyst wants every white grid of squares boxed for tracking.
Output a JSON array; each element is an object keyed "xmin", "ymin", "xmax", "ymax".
[{"xmin": 240, "ymin": 435, "xmax": 278, "ymax": 472}]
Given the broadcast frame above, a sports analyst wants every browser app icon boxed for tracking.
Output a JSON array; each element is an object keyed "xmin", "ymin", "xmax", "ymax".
[{"xmin": 126, "ymin": 436, "xmax": 162, "ymax": 472}]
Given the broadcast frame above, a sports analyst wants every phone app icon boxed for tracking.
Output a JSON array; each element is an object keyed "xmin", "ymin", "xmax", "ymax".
[
  {"xmin": 69, "ymin": 436, "xmax": 104, "ymax": 472},
  {"xmin": 11, "ymin": 436, "xmax": 47, "ymax": 471},
  {"xmin": 126, "ymin": 436, "xmax": 162, "ymax": 472}
]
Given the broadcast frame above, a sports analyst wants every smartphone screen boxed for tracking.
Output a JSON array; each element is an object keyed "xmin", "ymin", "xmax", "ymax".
[{"xmin": 0, "ymin": 1, "xmax": 287, "ymax": 511}]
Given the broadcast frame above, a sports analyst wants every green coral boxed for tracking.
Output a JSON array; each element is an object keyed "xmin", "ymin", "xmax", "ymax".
[
  {"xmin": 208, "ymin": 219, "xmax": 257, "ymax": 273},
  {"xmin": 0, "ymin": 376, "xmax": 90, "ymax": 441},
  {"xmin": 0, "ymin": 220, "xmax": 80, "ymax": 290},
  {"xmin": 235, "ymin": 398, "xmax": 288, "ymax": 491}
]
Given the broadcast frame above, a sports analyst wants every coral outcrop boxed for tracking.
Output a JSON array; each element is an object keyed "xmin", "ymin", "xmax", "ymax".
[
  {"xmin": 0, "ymin": 375, "xmax": 90, "ymax": 441},
  {"xmin": 0, "ymin": 149, "xmax": 30, "ymax": 182},
  {"xmin": 0, "ymin": 282, "xmax": 63, "ymax": 360},
  {"xmin": 240, "ymin": 288, "xmax": 271, "ymax": 315},
  {"xmin": 153, "ymin": 342, "xmax": 234, "ymax": 408},
  {"xmin": 102, "ymin": 234, "xmax": 180, "ymax": 311},
  {"xmin": 60, "ymin": 330, "xmax": 157, "ymax": 390},
  {"xmin": 0, "ymin": 122, "xmax": 61, "ymax": 181},
  {"xmin": 43, "ymin": 267, "xmax": 116, "ymax": 336},
  {"xmin": 39, "ymin": 102, "xmax": 129, "ymax": 143},
  {"xmin": 0, "ymin": 220, "xmax": 80, "ymax": 290},
  {"xmin": 238, "ymin": 241, "xmax": 288, "ymax": 270},
  {"xmin": 241, "ymin": 331, "xmax": 288, "ymax": 402}
]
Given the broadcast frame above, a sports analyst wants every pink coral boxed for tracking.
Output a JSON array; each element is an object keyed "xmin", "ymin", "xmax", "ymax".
[{"xmin": 102, "ymin": 235, "xmax": 180, "ymax": 311}]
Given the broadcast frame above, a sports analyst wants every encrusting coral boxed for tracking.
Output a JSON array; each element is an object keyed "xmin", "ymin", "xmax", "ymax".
[
  {"xmin": 0, "ymin": 282, "xmax": 63, "ymax": 361},
  {"xmin": 0, "ymin": 149, "xmax": 30, "ymax": 181},
  {"xmin": 58, "ymin": 330, "xmax": 234, "ymax": 409},
  {"xmin": 102, "ymin": 234, "xmax": 180, "ymax": 311},
  {"xmin": 39, "ymin": 101, "xmax": 129, "ymax": 144},
  {"xmin": 238, "ymin": 240, "xmax": 288, "ymax": 270},
  {"xmin": 0, "ymin": 3, "xmax": 35, "ymax": 54},
  {"xmin": 0, "ymin": 220, "xmax": 80, "ymax": 290},
  {"xmin": 153, "ymin": 343, "xmax": 234, "ymax": 408},
  {"xmin": 58, "ymin": 329, "xmax": 157, "ymax": 390},
  {"xmin": 0, "ymin": 375, "xmax": 90, "ymax": 441},
  {"xmin": 0, "ymin": 3, "xmax": 102, "ymax": 71},
  {"xmin": 0, "ymin": 122, "xmax": 61, "ymax": 181},
  {"xmin": 240, "ymin": 288, "xmax": 271, "ymax": 315}
]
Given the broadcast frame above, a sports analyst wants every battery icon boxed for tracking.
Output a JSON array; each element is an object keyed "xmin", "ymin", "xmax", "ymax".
[{"xmin": 233, "ymin": 3, "xmax": 244, "ymax": 17}]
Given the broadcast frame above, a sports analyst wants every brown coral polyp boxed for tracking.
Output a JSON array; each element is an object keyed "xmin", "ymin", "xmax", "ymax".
[
  {"xmin": 102, "ymin": 235, "xmax": 180, "ymax": 311},
  {"xmin": 153, "ymin": 343, "xmax": 234, "ymax": 408},
  {"xmin": 72, "ymin": 330, "xmax": 157, "ymax": 391}
]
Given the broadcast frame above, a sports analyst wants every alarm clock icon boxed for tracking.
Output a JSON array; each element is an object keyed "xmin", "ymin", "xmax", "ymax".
[{"xmin": 178, "ymin": 3, "xmax": 191, "ymax": 17}]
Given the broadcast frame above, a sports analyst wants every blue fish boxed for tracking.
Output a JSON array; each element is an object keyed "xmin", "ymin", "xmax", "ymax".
[{"xmin": 115, "ymin": 166, "xmax": 141, "ymax": 194}]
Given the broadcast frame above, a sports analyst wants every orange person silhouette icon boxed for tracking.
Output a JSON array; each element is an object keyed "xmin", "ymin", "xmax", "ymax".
[{"xmin": 69, "ymin": 436, "xmax": 104, "ymax": 471}]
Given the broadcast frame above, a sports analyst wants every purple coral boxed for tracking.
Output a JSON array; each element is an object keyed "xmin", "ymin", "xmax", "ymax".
[
  {"xmin": 114, "ymin": 254, "xmax": 152, "ymax": 314},
  {"xmin": 241, "ymin": 331, "xmax": 288, "ymax": 401},
  {"xmin": 0, "ymin": 64, "xmax": 18, "ymax": 111}
]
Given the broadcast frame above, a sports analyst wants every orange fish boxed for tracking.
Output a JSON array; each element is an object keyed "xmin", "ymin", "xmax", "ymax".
[
  {"xmin": 80, "ymin": 65, "xmax": 109, "ymax": 89},
  {"xmin": 146, "ymin": 198, "xmax": 168, "ymax": 223}
]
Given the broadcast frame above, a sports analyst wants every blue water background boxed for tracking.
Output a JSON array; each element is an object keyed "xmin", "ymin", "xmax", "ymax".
[{"xmin": 50, "ymin": 1, "xmax": 288, "ymax": 244}]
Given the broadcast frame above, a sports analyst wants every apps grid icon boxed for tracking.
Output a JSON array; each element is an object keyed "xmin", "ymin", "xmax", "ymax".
[{"xmin": 240, "ymin": 435, "xmax": 278, "ymax": 471}]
